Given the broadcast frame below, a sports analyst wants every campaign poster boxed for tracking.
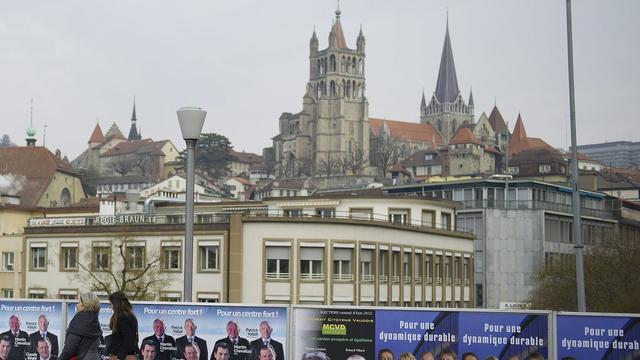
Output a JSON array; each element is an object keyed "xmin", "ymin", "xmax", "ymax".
[
  {"xmin": 294, "ymin": 307, "xmax": 375, "ymax": 360},
  {"xmin": 68, "ymin": 302, "xmax": 288, "ymax": 360},
  {"xmin": 556, "ymin": 313, "xmax": 640, "ymax": 359},
  {"xmin": 0, "ymin": 299, "xmax": 64, "ymax": 360},
  {"xmin": 377, "ymin": 309, "xmax": 548, "ymax": 360}
]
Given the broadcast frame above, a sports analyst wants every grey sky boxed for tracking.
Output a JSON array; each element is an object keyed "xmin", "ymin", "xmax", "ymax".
[{"xmin": 1, "ymin": 0, "xmax": 638, "ymax": 159}]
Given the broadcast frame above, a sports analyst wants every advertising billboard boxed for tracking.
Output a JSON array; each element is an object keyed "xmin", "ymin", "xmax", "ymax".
[
  {"xmin": 0, "ymin": 300, "xmax": 64, "ymax": 360},
  {"xmin": 556, "ymin": 313, "xmax": 640, "ymax": 359},
  {"xmin": 293, "ymin": 307, "xmax": 549, "ymax": 360},
  {"xmin": 66, "ymin": 302, "xmax": 288, "ymax": 360}
]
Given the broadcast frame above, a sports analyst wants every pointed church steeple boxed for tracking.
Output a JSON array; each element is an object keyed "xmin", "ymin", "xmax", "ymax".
[
  {"xmin": 434, "ymin": 19, "xmax": 460, "ymax": 103},
  {"xmin": 310, "ymin": 26, "xmax": 318, "ymax": 55},
  {"xmin": 329, "ymin": 2, "xmax": 347, "ymax": 49},
  {"xmin": 357, "ymin": 25, "xmax": 365, "ymax": 54},
  {"xmin": 421, "ymin": 90, "xmax": 427, "ymax": 108},
  {"xmin": 468, "ymin": 88, "xmax": 474, "ymax": 107},
  {"xmin": 128, "ymin": 99, "xmax": 141, "ymax": 140}
]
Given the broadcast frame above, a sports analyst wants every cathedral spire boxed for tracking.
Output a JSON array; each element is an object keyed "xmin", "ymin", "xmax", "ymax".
[
  {"xmin": 329, "ymin": 1, "xmax": 347, "ymax": 49},
  {"xmin": 128, "ymin": 98, "xmax": 141, "ymax": 140},
  {"xmin": 468, "ymin": 88, "xmax": 474, "ymax": 107},
  {"xmin": 434, "ymin": 18, "xmax": 460, "ymax": 103}
]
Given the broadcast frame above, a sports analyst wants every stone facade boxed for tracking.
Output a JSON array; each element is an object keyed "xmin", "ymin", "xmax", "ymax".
[{"xmin": 273, "ymin": 8, "xmax": 369, "ymax": 178}]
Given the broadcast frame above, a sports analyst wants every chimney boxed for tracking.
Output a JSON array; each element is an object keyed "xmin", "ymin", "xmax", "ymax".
[{"xmin": 55, "ymin": 149, "xmax": 62, "ymax": 158}]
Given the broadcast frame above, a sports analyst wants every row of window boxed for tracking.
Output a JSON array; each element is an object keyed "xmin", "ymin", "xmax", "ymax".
[
  {"xmin": 265, "ymin": 244, "xmax": 472, "ymax": 285},
  {"xmin": 26, "ymin": 242, "xmax": 220, "ymax": 272},
  {"xmin": 1, "ymin": 288, "xmax": 220, "ymax": 303}
]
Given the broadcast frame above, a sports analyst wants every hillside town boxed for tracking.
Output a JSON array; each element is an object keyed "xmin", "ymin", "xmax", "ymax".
[{"xmin": 1, "ymin": 4, "xmax": 639, "ymax": 314}]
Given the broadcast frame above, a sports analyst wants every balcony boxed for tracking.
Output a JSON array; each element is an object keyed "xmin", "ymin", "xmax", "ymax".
[
  {"xmin": 455, "ymin": 199, "xmax": 613, "ymax": 219},
  {"xmin": 244, "ymin": 210, "xmax": 473, "ymax": 234},
  {"xmin": 360, "ymin": 274, "xmax": 375, "ymax": 282},
  {"xmin": 300, "ymin": 273, "xmax": 324, "ymax": 280},
  {"xmin": 333, "ymin": 273, "xmax": 354, "ymax": 281},
  {"xmin": 266, "ymin": 272, "xmax": 290, "ymax": 280}
]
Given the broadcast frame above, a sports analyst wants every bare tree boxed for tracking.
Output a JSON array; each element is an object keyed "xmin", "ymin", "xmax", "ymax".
[
  {"xmin": 111, "ymin": 158, "xmax": 135, "ymax": 176},
  {"xmin": 372, "ymin": 136, "xmax": 401, "ymax": 178},
  {"xmin": 295, "ymin": 159, "xmax": 312, "ymax": 178},
  {"xmin": 74, "ymin": 234, "xmax": 168, "ymax": 300},
  {"xmin": 131, "ymin": 154, "xmax": 152, "ymax": 177},
  {"xmin": 347, "ymin": 145, "xmax": 367, "ymax": 176},
  {"xmin": 336, "ymin": 156, "xmax": 351, "ymax": 175},
  {"xmin": 318, "ymin": 154, "xmax": 338, "ymax": 177}
]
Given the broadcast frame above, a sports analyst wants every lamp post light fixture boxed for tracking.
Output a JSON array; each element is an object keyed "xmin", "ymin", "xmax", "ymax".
[{"xmin": 177, "ymin": 106, "xmax": 207, "ymax": 302}]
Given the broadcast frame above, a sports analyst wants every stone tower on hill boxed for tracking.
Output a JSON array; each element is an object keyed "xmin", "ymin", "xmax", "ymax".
[{"xmin": 272, "ymin": 5, "xmax": 370, "ymax": 177}]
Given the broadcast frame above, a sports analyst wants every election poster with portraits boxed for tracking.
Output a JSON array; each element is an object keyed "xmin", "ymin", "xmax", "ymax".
[
  {"xmin": 556, "ymin": 312, "xmax": 640, "ymax": 359},
  {"xmin": 293, "ymin": 307, "xmax": 550, "ymax": 360},
  {"xmin": 0, "ymin": 300, "xmax": 64, "ymax": 360},
  {"xmin": 66, "ymin": 302, "xmax": 288, "ymax": 360}
]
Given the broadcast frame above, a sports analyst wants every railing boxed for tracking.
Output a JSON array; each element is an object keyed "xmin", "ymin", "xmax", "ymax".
[
  {"xmin": 379, "ymin": 275, "xmax": 388, "ymax": 283},
  {"xmin": 265, "ymin": 272, "xmax": 290, "ymax": 280},
  {"xmin": 403, "ymin": 276, "xmax": 411, "ymax": 284},
  {"xmin": 333, "ymin": 273, "xmax": 354, "ymax": 281},
  {"xmin": 360, "ymin": 274, "xmax": 375, "ymax": 282},
  {"xmin": 391, "ymin": 275, "xmax": 400, "ymax": 283},
  {"xmin": 455, "ymin": 199, "xmax": 613, "ymax": 219},
  {"xmin": 299, "ymin": 273, "xmax": 324, "ymax": 280},
  {"xmin": 464, "ymin": 278, "xmax": 470, "ymax": 285},
  {"xmin": 425, "ymin": 276, "xmax": 433, "ymax": 284},
  {"xmin": 414, "ymin": 276, "xmax": 422, "ymax": 283},
  {"xmin": 246, "ymin": 210, "xmax": 474, "ymax": 234}
]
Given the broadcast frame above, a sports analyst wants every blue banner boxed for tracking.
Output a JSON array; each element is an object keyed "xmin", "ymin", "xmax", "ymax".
[
  {"xmin": 0, "ymin": 300, "xmax": 64, "ymax": 360},
  {"xmin": 67, "ymin": 302, "xmax": 288, "ymax": 360},
  {"xmin": 293, "ymin": 307, "xmax": 549, "ymax": 360},
  {"xmin": 556, "ymin": 313, "xmax": 640, "ymax": 359}
]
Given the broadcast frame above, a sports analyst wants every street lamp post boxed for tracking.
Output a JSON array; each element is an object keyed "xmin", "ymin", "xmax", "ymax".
[{"xmin": 177, "ymin": 107, "xmax": 207, "ymax": 302}]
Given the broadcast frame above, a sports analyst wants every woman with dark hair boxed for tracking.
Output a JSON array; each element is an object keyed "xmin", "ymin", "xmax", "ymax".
[
  {"xmin": 107, "ymin": 291, "xmax": 139, "ymax": 360},
  {"xmin": 58, "ymin": 292, "xmax": 103, "ymax": 360}
]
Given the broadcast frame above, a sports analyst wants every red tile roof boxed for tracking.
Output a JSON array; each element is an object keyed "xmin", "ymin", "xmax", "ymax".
[
  {"xmin": 100, "ymin": 139, "xmax": 164, "ymax": 157},
  {"xmin": 88, "ymin": 123, "xmax": 104, "ymax": 143},
  {"xmin": 450, "ymin": 127, "xmax": 482, "ymax": 145},
  {"xmin": 369, "ymin": 118, "xmax": 443, "ymax": 144},
  {"xmin": 508, "ymin": 114, "xmax": 554, "ymax": 155},
  {"xmin": 0, "ymin": 146, "xmax": 79, "ymax": 206},
  {"xmin": 334, "ymin": 19, "xmax": 348, "ymax": 49}
]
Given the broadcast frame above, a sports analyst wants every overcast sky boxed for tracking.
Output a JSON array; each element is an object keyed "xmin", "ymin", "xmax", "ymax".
[{"xmin": 1, "ymin": 0, "xmax": 638, "ymax": 159}]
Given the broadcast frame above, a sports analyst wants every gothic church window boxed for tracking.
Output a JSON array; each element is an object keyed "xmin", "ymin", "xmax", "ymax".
[
  {"xmin": 330, "ymin": 55, "xmax": 336, "ymax": 72},
  {"xmin": 330, "ymin": 81, "xmax": 336, "ymax": 96}
]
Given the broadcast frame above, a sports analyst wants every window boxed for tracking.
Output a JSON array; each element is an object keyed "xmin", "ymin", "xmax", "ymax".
[
  {"xmin": 425, "ymin": 254, "xmax": 433, "ymax": 284},
  {"xmin": 378, "ymin": 249, "xmax": 388, "ymax": 282},
  {"xmin": 350, "ymin": 208, "xmax": 372, "ymax": 220},
  {"xmin": 61, "ymin": 246, "xmax": 78, "ymax": 270},
  {"xmin": 93, "ymin": 246, "xmax": 110, "ymax": 271},
  {"xmin": 31, "ymin": 247, "xmax": 46, "ymax": 270},
  {"xmin": 402, "ymin": 253, "xmax": 411, "ymax": 283},
  {"xmin": 1, "ymin": 289, "xmax": 14, "ymax": 298},
  {"xmin": 388, "ymin": 209, "xmax": 410, "ymax": 225},
  {"xmin": 463, "ymin": 258, "xmax": 470, "ymax": 285},
  {"xmin": 440, "ymin": 212, "xmax": 452, "ymax": 230},
  {"xmin": 197, "ymin": 295, "xmax": 219, "ymax": 303},
  {"xmin": 435, "ymin": 255, "xmax": 442, "ymax": 284},
  {"xmin": 284, "ymin": 209, "xmax": 303, "ymax": 217},
  {"xmin": 360, "ymin": 249, "xmax": 373, "ymax": 282},
  {"xmin": 160, "ymin": 292, "xmax": 181, "ymax": 302},
  {"xmin": 444, "ymin": 256, "xmax": 452, "ymax": 284},
  {"xmin": 391, "ymin": 251, "xmax": 400, "ymax": 283},
  {"xmin": 508, "ymin": 166, "xmax": 520, "ymax": 175},
  {"xmin": 266, "ymin": 246, "xmax": 290, "ymax": 279},
  {"xmin": 315, "ymin": 208, "xmax": 335, "ymax": 218},
  {"xmin": 59, "ymin": 290, "xmax": 78, "ymax": 300},
  {"xmin": 454, "ymin": 257, "xmax": 461, "ymax": 285},
  {"xmin": 413, "ymin": 253, "xmax": 421, "ymax": 283},
  {"xmin": 163, "ymin": 246, "xmax": 181, "ymax": 271},
  {"xmin": 2, "ymin": 252, "xmax": 14, "ymax": 271},
  {"xmin": 539, "ymin": 164, "xmax": 551, "ymax": 173},
  {"xmin": 125, "ymin": 245, "xmax": 144, "ymax": 270},
  {"xmin": 29, "ymin": 289, "xmax": 46, "ymax": 299},
  {"xmin": 199, "ymin": 244, "xmax": 219, "ymax": 271},
  {"xmin": 300, "ymin": 247, "xmax": 324, "ymax": 280},
  {"xmin": 421, "ymin": 210, "xmax": 435, "ymax": 227},
  {"xmin": 332, "ymin": 248, "xmax": 353, "ymax": 281}
]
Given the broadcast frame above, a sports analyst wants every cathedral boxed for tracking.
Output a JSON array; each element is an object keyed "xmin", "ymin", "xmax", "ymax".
[{"xmin": 271, "ymin": 7, "xmax": 508, "ymax": 179}]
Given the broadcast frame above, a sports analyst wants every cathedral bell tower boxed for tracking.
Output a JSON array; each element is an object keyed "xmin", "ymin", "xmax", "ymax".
[{"xmin": 305, "ymin": 5, "xmax": 369, "ymax": 174}]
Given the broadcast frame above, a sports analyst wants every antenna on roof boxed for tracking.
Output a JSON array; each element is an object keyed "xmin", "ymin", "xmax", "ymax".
[{"xmin": 43, "ymin": 124, "xmax": 47, "ymax": 147}]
